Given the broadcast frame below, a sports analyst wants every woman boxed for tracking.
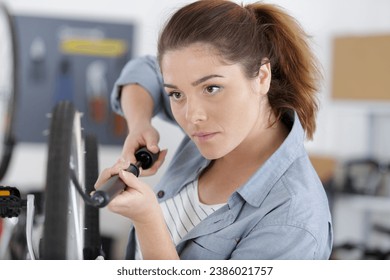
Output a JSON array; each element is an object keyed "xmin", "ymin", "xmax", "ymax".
[{"xmin": 97, "ymin": 0, "xmax": 333, "ymax": 259}]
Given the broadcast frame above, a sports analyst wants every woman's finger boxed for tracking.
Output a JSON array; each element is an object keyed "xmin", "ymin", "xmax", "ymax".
[
  {"xmin": 121, "ymin": 135, "xmax": 138, "ymax": 163},
  {"xmin": 94, "ymin": 158, "xmax": 128, "ymax": 189},
  {"xmin": 94, "ymin": 167, "xmax": 114, "ymax": 189},
  {"xmin": 143, "ymin": 129, "xmax": 160, "ymax": 154},
  {"xmin": 118, "ymin": 169, "xmax": 145, "ymax": 193}
]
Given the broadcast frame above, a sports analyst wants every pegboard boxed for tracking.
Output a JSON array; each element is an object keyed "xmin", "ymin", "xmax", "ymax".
[{"xmin": 13, "ymin": 14, "xmax": 135, "ymax": 145}]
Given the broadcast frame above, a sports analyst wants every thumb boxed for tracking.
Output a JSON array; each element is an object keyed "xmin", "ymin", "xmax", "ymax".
[
  {"xmin": 143, "ymin": 130, "xmax": 160, "ymax": 154},
  {"xmin": 119, "ymin": 169, "xmax": 144, "ymax": 193}
]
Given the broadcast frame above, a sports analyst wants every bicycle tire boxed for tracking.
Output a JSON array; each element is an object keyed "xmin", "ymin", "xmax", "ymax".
[
  {"xmin": 83, "ymin": 134, "xmax": 101, "ymax": 259},
  {"xmin": 0, "ymin": 3, "xmax": 17, "ymax": 181},
  {"xmin": 41, "ymin": 101, "xmax": 85, "ymax": 259}
]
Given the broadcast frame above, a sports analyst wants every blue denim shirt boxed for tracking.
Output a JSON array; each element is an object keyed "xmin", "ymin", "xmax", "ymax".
[{"xmin": 111, "ymin": 56, "xmax": 333, "ymax": 259}]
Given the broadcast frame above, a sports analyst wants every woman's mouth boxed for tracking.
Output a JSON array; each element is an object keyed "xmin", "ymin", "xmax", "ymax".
[{"xmin": 192, "ymin": 132, "xmax": 218, "ymax": 142}]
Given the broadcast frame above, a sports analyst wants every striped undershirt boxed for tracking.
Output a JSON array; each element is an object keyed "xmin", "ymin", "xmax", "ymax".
[{"xmin": 135, "ymin": 179, "xmax": 226, "ymax": 259}]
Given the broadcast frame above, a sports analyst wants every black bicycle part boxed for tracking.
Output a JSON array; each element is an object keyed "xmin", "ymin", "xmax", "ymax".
[
  {"xmin": 83, "ymin": 134, "xmax": 103, "ymax": 259},
  {"xmin": 0, "ymin": 3, "xmax": 18, "ymax": 181},
  {"xmin": 40, "ymin": 101, "xmax": 78, "ymax": 259},
  {"xmin": 0, "ymin": 186, "xmax": 26, "ymax": 218},
  {"xmin": 90, "ymin": 147, "xmax": 159, "ymax": 208}
]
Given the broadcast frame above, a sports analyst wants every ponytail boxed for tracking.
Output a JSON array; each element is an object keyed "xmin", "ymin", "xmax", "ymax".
[{"xmin": 246, "ymin": 3, "xmax": 321, "ymax": 140}]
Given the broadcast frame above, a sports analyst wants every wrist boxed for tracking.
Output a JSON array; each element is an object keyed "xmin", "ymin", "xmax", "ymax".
[
  {"xmin": 133, "ymin": 210, "xmax": 179, "ymax": 260},
  {"xmin": 132, "ymin": 204, "xmax": 164, "ymax": 228},
  {"xmin": 126, "ymin": 118, "xmax": 152, "ymax": 133}
]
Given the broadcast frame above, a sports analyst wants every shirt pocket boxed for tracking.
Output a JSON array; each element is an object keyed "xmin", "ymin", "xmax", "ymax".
[{"xmin": 181, "ymin": 235, "xmax": 239, "ymax": 260}]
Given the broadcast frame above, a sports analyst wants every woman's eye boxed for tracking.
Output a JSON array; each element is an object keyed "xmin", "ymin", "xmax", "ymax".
[
  {"xmin": 204, "ymin": 85, "xmax": 221, "ymax": 95},
  {"xmin": 168, "ymin": 91, "xmax": 183, "ymax": 101}
]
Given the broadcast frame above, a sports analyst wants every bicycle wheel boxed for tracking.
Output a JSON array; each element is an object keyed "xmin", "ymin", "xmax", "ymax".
[
  {"xmin": 83, "ymin": 134, "xmax": 102, "ymax": 259},
  {"xmin": 0, "ymin": 3, "xmax": 17, "ymax": 181},
  {"xmin": 41, "ymin": 101, "xmax": 85, "ymax": 259}
]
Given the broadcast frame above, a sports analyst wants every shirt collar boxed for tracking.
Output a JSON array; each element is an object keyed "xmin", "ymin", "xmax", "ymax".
[{"xmin": 235, "ymin": 111, "xmax": 306, "ymax": 207}]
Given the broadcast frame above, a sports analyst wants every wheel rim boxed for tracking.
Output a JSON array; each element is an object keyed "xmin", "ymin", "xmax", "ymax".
[
  {"xmin": 0, "ymin": 3, "xmax": 17, "ymax": 180},
  {"xmin": 41, "ymin": 101, "xmax": 85, "ymax": 259}
]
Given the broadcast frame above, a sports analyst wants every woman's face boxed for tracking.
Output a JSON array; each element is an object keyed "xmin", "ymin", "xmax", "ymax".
[{"xmin": 161, "ymin": 43, "xmax": 271, "ymax": 159}]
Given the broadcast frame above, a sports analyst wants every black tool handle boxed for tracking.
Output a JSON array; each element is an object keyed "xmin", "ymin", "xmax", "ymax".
[
  {"xmin": 91, "ymin": 148, "xmax": 159, "ymax": 208},
  {"xmin": 135, "ymin": 147, "xmax": 160, "ymax": 169}
]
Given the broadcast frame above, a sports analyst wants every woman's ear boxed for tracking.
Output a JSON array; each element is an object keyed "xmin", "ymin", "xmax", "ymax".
[{"xmin": 258, "ymin": 59, "xmax": 271, "ymax": 95}]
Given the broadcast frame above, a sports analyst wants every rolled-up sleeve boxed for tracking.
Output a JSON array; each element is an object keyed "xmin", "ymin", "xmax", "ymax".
[{"xmin": 110, "ymin": 55, "xmax": 174, "ymax": 123}]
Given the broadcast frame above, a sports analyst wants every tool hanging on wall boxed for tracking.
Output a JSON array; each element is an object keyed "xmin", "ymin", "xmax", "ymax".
[
  {"xmin": 53, "ymin": 58, "xmax": 74, "ymax": 103},
  {"xmin": 86, "ymin": 60, "xmax": 108, "ymax": 123},
  {"xmin": 29, "ymin": 36, "xmax": 46, "ymax": 82}
]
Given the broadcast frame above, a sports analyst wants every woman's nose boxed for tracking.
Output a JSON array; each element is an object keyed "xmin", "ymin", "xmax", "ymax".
[{"xmin": 185, "ymin": 98, "xmax": 207, "ymax": 124}]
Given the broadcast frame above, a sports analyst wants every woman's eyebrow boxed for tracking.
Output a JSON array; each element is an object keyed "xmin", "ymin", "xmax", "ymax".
[
  {"xmin": 191, "ymin": 74, "xmax": 224, "ymax": 86},
  {"xmin": 164, "ymin": 83, "xmax": 178, "ymax": 89},
  {"xmin": 163, "ymin": 74, "xmax": 224, "ymax": 89}
]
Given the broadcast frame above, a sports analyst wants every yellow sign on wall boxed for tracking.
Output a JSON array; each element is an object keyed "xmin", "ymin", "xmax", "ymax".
[{"xmin": 60, "ymin": 38, "xmax": 127, "ymax": 57}]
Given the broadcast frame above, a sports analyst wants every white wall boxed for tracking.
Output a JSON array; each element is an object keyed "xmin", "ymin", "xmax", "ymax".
[{"xmin": 2, "ymin": 0, "xmax": 390, "ymax": 258}]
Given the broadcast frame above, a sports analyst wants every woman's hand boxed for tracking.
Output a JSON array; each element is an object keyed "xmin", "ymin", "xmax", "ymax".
[
  {"xmin": 119, "ymin": 84, "xmax": 167, "ymax": 176},
  {"xmin": 110, "ymin": 170, "xmax": 162, "ymax": 223},
  {"xmin": 94, "ymin": 161, "xmax": 179, "ymax": 259},
  {"xmin": 95, "ymin": 165, "xmax": 161, "ymax": 224},
  {"xmin": 120, "ymin": 122, "xmax": 167, "ymax": 176}
]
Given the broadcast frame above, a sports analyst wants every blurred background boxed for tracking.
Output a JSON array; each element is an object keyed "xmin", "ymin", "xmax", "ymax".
[{"xmin": 0, "ymin": 0, "xmax": 390, "ymax": 259}]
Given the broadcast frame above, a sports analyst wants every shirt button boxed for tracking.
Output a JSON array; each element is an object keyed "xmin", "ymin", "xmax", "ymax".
[{"xmin": 157, "ymin": 190, "xmax": 165, "ymax": 198}]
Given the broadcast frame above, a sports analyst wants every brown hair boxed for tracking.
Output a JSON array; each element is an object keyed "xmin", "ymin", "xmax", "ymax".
[{"xmin": 158, "ymin": 0, "xmax": 321, "ymax": 140}]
